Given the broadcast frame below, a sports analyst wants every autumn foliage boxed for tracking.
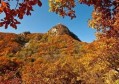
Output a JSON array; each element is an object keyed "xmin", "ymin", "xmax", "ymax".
[
  {"xmin": 0, "ymin": 0, "xmax": 119, "ymax": 38},
  {"xmin": 0, "ymin": 0, "xmax": 42, "ymax": 29},
  {"xmin": 49, "ymin": 0, "xmax": 119, "ymax": 38},
  {"xmin": 0, "ymin": 27, "xmax": 119, "ymax": 83},
  {"xmin": 0, "ymin": 0, "xmax": 119, "ymax": 84}
]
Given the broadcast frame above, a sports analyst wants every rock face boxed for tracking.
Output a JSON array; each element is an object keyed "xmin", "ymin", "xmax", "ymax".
[
  {"xmin": 20, "ymin": 31, "xmax": 31, "ymax": 36},
  {"xmin": 48, "ymin": 23, "xmax": 81, "ymax": 41}
]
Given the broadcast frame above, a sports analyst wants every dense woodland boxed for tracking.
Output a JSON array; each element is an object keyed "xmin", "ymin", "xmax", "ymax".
[{"xmin": 0, "ymin": 24, "xmax": 118, "ymax": 84}]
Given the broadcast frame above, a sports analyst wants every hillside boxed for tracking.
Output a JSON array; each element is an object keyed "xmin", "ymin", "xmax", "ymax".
[
  {"xmin": 0, "ymin": 24, "xmax": 119, "ymax": 84},
  {"xmin": 0, "ymin": 24, "xmax": 82, "ymax": 57}
]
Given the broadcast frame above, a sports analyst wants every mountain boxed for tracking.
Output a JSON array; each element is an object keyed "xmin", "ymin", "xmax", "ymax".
[
  {"xmin": 0, "ymin": 24, "xmax": 82, "ymax": 57},
  {"xmin": 0, "ymin": 24, "xmax": 118, "ymax": 84},
  {"xmin": 0, "ymin": 24, "xmax": 85, "ymax": 83},
  {"xmin": 15, "ymin": 24, "xmax": 83, "ymax": 59}
]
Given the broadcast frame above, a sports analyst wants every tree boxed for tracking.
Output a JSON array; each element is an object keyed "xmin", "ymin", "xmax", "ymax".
[
  {"xmin": 0, "ymin": 0, "xmax": 42, "ymax": 29},
  {"xmin": 0, "ymin": 0, "xmax": 119, "ymax": 38}
]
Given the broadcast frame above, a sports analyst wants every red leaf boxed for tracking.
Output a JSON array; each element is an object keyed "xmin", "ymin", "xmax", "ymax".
[
  {"xmin": 5, "ymin": 23, "xmax": 9, "ymax": 29},
  {"xmin": 38, "ymin": 0, "xmax": 42, "ymax": 7},
  {"xmin": 0, "ymin": 22, "xmax": 4, "ymax": 27},
  {"xmin": 14, "ymin": 19, "xmax": 21, "ymax": 24},
  {"xmin": 10, "ymin": 23, "xmax": 17, "ymax": 29},
  {"xmin": 18, "ymin": 13, "xmax": 23, "ymax": 19},
  {"xmin": 16, "ymin": 21, "xmax": 20, "ymax": 24},
  {"xmin": 26, "ymin": 10, "xmax": 31, "ymax": 15}
]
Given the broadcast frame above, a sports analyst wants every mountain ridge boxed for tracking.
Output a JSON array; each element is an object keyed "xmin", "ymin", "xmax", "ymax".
[{"xmin": 0, "ymin": 24, "xmax": 82, "ymax": 57}]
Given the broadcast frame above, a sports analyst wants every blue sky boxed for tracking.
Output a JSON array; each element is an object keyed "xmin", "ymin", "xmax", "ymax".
[{"xmin": 0, "ymin": 1, "xmax": 96, "ymax": 43}]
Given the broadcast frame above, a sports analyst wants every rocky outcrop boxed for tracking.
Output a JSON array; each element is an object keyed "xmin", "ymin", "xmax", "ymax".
[
  {"xmin": 48, "ymin": 23, "xmax": 81, "ymax": 41},
  {"xmin": 20, "ymin": 31, "xmax": 31, "ymax": 36}
]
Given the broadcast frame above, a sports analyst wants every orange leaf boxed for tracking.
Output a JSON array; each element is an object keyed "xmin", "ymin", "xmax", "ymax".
[
  {"xmin": 1, "ymin": 1, "xmax": 7, "ymax": 8},
  {"xmin": 10, "ymin": 23, "xmax": 17, "ymax": 29},
  {"xmin": 0, "ymin": 7, "xmax": 3, "ymax": 13}
]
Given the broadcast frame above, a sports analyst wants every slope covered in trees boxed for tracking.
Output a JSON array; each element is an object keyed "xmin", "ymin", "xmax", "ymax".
[{"xmin": 0, "ymin": 24, "xmax": 119, "ymax": 84}]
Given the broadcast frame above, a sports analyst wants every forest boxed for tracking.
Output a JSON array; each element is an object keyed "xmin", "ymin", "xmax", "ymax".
[{"xmin": 0, "ymin": 0, "xmax": 119, "ymax": 84}]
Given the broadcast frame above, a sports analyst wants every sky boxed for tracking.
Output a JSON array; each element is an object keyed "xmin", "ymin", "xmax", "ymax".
[{"xmin": 0, "ymin": 1, "xmax": 96, "ymax": 43}]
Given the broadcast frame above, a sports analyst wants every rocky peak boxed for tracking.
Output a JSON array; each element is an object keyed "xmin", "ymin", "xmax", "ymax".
[
  {"xmin": 48, "ymin": 23, "xmax": 81, "ymax": 41},
  {"xmin": 48, "ymin": 23, "xmax": 70, "ymax": 35}
]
